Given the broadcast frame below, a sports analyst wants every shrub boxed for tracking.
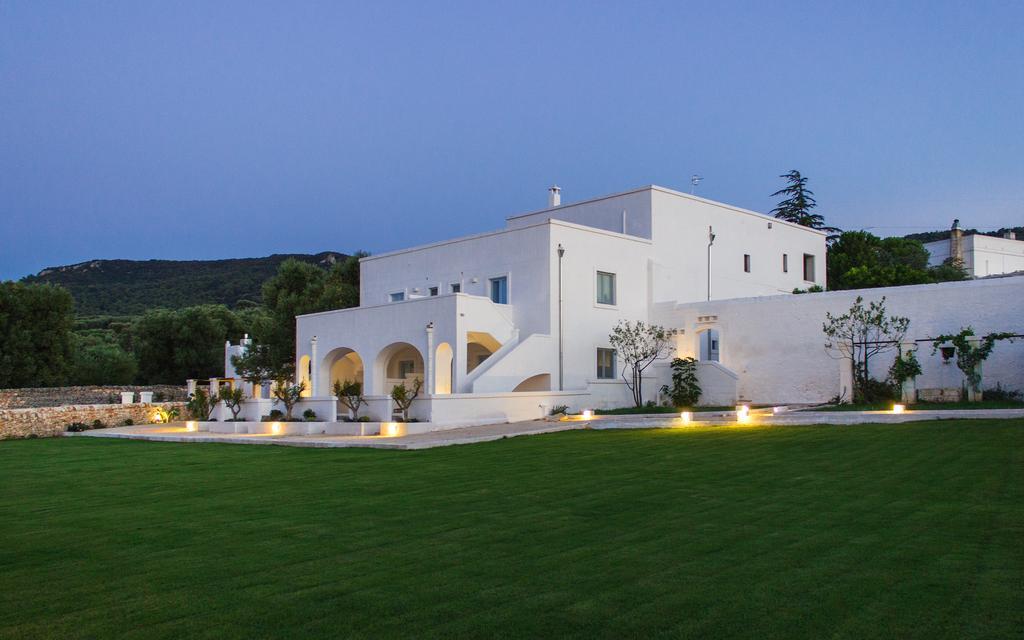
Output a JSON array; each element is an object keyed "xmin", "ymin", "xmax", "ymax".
[
  {"xmin": 122, "ymin": 418, "xmax": 134, "ymax": 426},
  {"xmin": 983, "ymin": 384, "xmax": 1022, "ymax": 402},
  {"xmin": 303, "ymin": 408, "xmax": 318, "ymax": 421},
  {"xmin": 357, "ymin": 416, "xmax": 371, "ymax": 422},
  {"xmin": 661, "ymin": 357, "xmax": 702, "ymax": 407},
  {"xmin": 857, "ymin": 377, "xmax": 898, "ymax": 404},
  {"xmin": 91, "ymin": 419, "xmax": 106, "ymax": 430},
  {"xmin": 549, "ymin": 404, "xmax": 569, "ymax": 416},
  {"xmin": 66, "ymin": 422, "xmax": 90, "ymax": 432}
]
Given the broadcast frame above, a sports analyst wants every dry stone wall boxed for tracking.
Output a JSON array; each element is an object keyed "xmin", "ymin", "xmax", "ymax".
[
  {"xmin": 0, "ymin": 386, "xmax": 187, "ymax": 409},
  {"xmin": 0, "ymin": 402, "xmax": 187, "ymax": 440}
]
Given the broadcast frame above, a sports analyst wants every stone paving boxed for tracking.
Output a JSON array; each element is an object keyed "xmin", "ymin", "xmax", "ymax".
[{"xmin": 67, "ymin": 408, "xmax": 1024, "ymax": 450}]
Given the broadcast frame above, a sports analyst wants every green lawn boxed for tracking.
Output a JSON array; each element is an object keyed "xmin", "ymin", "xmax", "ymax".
[
  {"xmin": 815, "ymin": 400, "xmax": 1024, "ymax": 411},
  {"xmin": 1, "ymin": 421, "xmax": 1021, "ymax": 639}
]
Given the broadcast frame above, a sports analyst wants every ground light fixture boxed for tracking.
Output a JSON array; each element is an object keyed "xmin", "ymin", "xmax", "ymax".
[
  {"xmin": 679, "ymin": 411, "xmax": 692, "ymax": 425},
  {"xmin": 735, "ymin": 405, "xmax": 750, "ymax": 424},
  {"xmin": 185, "ymin": 421, "xmax": 197, "ymax": 432},
  {"xmin": 892, "ymin": 404, "xmax": 906, "ymax": 414},
  {"xmin": 271, "ymin": 422, "xmax": 282, "ymax": 435},
  {"xmin": 581, "ymin": 410, "xmax": 593, "ymax": 420},
  {"xmin": 151, "ymin": 411, "xmax": 164, "ymax": 424},
  {"xmin": 383, "ymin": 422, "xmax": 402, "ymax": 437}
]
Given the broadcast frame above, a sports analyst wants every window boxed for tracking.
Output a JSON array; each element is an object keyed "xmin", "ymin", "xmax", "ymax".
[
  {"xmin": 743, "ymin": 254, "xmax": 751, "ymax": 273},
  {"xmin": 428, "ymin": 286, "xmax": 439, "ymax": 296},
  {"xmin": 596, "ymin": 271, "xmax": 616, "ymax": 305},
  {"xmin": 782, "ymin": 254, "xmax": 789, "ymax": 273},
  {"xmin": 489, "ymin": 276, "xmax": 508, "ymax": 304},
  {"xmin": 389, "ymin": 292, "xmax": 405, "ymax": 302},
  {"xmin": 803, "ymin": 254, "xmax": 816, "ymax": 282},
  {"xmin": 596, "ymin": 348, "xmax": 616, "ymax": 379},
  {"xmin": 450, "ymin": 283, "xmax": 461, "ymax": 293},
  {"xmin": 398, "ymin": 360, "xmax": 415, "ymax": 378}
]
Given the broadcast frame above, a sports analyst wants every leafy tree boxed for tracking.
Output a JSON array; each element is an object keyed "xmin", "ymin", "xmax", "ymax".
[
  {"xmin": 770, "ymin": 170, "xmax": 841, "ymax": 235},
  {"xmin": 231, "ymin": 342, "xmax": 293, "ymax": 387},
  {"xmin": 334, "ymin": 379, "xmax": 365, "ymax": 420},
  {"xmin": 390, "ymin": 377, "xmax": 423, "ymax": 422},
  {"xmin": 271, "ymin": 377, "xmax": 305, "ymax": 421},
  {"xmin": 827, "ymin": 231, "xmax": 967, "ymax": 290},
  {"xmin": 823, "ymin": 296, "xmax": 910, "ymax": 402},
  {"xmin": 69, "ymin": 333, "xmax": 137, "ymax": 385},
  {"xmin": 220, "ymin": 386, "xmax": 246, "ymax": 421},
  {"xmin": 133, "ymin": 305, "xmax": 248, "ymax": 384},
  {"xmin": 186, "ymin": 387, "xmax": 219, "ymax": 420},
  {"xmin": 0, "ymin": 282, "xmax": 74, "ymax": 388},
  {"xmin": 608, "ymin": 320, "xmax": 674, "ymax": 407},
  {"xmin": 661, "ymin": 357, "xmax": 702, "ymax": 407}
]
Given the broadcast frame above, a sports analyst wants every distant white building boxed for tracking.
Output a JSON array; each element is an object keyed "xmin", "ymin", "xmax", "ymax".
[{"xmin": 923, "ymin": 220, "xmax": 1024, "ymax": 277}]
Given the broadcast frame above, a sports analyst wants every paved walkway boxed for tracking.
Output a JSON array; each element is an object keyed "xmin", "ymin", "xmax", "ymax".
[{"xmin": 67, "ymin": 408, "xmax": 1024, "ymax": 450}]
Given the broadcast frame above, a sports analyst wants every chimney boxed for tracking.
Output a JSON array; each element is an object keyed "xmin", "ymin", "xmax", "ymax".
[
  {"xmin": 950, "ymin": 219, "xmax": 963, "ymax": 264},
  {"xmin": 547, "ymin": 185, "xmax": 561, "ymax": 208},
  {"xmin": 1004, "ymin": 231, "xmax": 1017, "ymax": 240}
]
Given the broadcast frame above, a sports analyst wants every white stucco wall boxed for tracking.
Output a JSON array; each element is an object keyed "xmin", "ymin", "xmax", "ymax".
[{"xmin": 656, "ymin": 276, "xmax": 1024, "ymax": 403}]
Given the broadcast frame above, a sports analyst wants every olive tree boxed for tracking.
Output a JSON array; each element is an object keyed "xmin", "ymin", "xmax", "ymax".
[
  {"xmin": 823, "ymin": 296, "xmax": 909, "ymax": 402},
  {"xmin": 608, "ymin": 320, "xmax": 674, "ymax": 407}
]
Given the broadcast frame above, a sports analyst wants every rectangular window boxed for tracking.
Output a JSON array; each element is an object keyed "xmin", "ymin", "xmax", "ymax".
[
  {"xmin": 389, "ymin": 291, "xmax": 405, "ymax": 302},
  {"xmin": 428, "ymin": 286, "xmax": 439, "ymax": 296},
  {"xmin": 596, "ymin": 348, "xmax": 616, "ymax": 379},
  {"xmin": 596, "ymin": 271, "xmax": 616, "ymax": 305},
  {"xmin": 450, "ymin": 283, "xmax": 461, "ymax": 293},
  {"xmin": 803, "ymin": 254, "xmax": 816, "ymax": 282},
  {"xmin": 743, "ymin": 254, "xmax": 751, "ymax": 273},
  {"xmin": 783, "ymin": 254, "xmax": 789, "ymax": 273},
  {"xmin": 398, "ymin": 360, "xmax": 415, "ymax": 378},
  {"xmin": 489, "ymin": 276, "xmax": 508, "ymax": 304}
]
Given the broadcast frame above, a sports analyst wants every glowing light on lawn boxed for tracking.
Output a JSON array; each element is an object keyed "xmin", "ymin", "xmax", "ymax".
[
  {"xmin": 736, "ymin": 405, "xmax": 750, "ymax": 424},
  {"xmin": 271, "ymin": 422, "xmax": 282, "ymax": 434},
  {"xmin": 185, "ymin": 421, "xmax": 197, "ymax": 432},
  {"xmin": 151, "ymin": 412, "xmax": 164, "ymax": 424},
  {"xmin": 383, "ymin": 422, "xmax": 401, "ymax": 437},
  {"xmin": 581, "ymin": 410, "xmax": 593, "ymax": 420},
  {"xmin": 680, "ymin": 411, "xmax": 692, "ymax": 425},
  {"xmin": 892, "ymin": 404, "xmax": 905, "ymax": 414}
]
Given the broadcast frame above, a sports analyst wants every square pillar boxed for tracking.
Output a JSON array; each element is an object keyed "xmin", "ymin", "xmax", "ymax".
[{"xmin": 838, "ymin": 357, "xmax": 854, "ymax": 404}]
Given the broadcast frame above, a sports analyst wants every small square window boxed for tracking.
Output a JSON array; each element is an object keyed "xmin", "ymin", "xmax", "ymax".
[
  {"xmin": 428, "ymin": 286, "xmax": 439, "ymax": 296},
  {"xmin": 596, "ymin": 271, "xmax": 616, "ymax": 305},
  {"xmin": 743, "ymin": 254, "xmax": 751, "ymax": 273},
  {"xmin": 803, "ymin": 254, "xmax": 816, "ymax": 282},
  {"xmin": 389, "ymin": 292, "xmax": 405, "ymax": 302},
  {"xmin": 782, "ymin": 254, "xmax": 789, "ymax": 273},
  {"xmin": 450, "ymin": 283, "xmax": 461, "ymax": 293},
  {"xmin": 596, "ymin": 348, "xmax": 616, "ymax": 379}
]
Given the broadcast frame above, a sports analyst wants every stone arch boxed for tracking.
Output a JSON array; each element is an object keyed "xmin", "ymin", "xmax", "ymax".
[
  {"xmin": 321, "ymin": 347, "xmax": 365, "ymax": 397},
  {"xmin": 298, "ymin": 355, "xmax": 312, "ymax": 397},
  {"xmin": 466, "ymin": 331, "xmax": 502, "ymax": 374},
  {"xmin": 374, "ymin": 342, "xmax": 425, "ymax": 395},
  {"xmin": 435, "ymin": 342, "xmax": 453, "ymax": 395},
  {"xmin": 513, "ymin": 373, "xmax": 551, "ymax": 392}
]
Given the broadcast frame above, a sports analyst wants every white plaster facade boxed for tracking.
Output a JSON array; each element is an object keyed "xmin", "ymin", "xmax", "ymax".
[
  {"xmin": 924, "ymin": 232, "xmax": 1024, "ymax": 277},
  {"xmin": 279, "ymin": 185, "xmax": 826, "ymax": 423}
]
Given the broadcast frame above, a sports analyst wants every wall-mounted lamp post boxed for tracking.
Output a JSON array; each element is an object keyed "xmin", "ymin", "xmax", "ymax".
[
  {"xmin": 557, "ymin": 243, "xmax": 565, "ymax": 391},
  {"xmin": 707, "ymin": 226, "xmax": 716, "ymax": 301}
]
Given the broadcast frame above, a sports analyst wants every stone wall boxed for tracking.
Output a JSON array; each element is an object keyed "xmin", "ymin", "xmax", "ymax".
[
  {"xmin": 0, "ymin": 402, "xmax": 187, "ymax": 440},
  {"xmin": 0, "ymin": 386, "xmax": 187, "ymax": 409}
]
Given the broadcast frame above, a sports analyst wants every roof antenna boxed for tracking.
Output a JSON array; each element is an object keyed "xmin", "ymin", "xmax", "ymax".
[{"xmin": 690, "ymin": 174, "xmax": 702, "ymax": 194}]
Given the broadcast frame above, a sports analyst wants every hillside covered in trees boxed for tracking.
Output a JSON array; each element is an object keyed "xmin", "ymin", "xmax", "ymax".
[
  {"xmin": 22, "ymin": 252, "xmax": 350, "ymax": 315},
  {"xmin": 903, "ymin": 226, "xmax": 1024, "ymax": 244}
]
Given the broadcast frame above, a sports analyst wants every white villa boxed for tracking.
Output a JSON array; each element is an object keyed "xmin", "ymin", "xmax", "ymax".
[
  {"xmin": 923, "ymin": 220, "xmax": 1024, "ymax": 278},
  {"xmin": 222, "ymin": 184, "xmax": 1024, "ymax": 430}
]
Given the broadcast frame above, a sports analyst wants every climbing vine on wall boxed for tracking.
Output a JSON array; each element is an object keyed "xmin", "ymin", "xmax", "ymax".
[{"xmin": 930, "ymin": 327, "xmax": 1017, "ymax": 393}]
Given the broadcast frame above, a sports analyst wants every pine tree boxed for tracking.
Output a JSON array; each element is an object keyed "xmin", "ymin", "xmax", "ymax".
[{"xmin": 770, "ymin": 170, "xmax": 841, "ymax": 236}]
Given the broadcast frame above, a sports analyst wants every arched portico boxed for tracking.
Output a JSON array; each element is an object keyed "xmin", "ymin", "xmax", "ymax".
[
  {"xmin": 320, "ymin": 347, "xmax": 365, "ymax": 397},
  {"xmin": 466, "ymin": 331, "xmax": 502, "ymax": 374},
  {"xmin": 374, "ymin": 342, "xmax": 425, "ymax": 396}
]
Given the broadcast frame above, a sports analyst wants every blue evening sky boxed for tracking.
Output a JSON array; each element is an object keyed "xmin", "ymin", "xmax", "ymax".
[{"xmin": 2, "ymin": 1, "xmax": 1022, "ymax": 280}]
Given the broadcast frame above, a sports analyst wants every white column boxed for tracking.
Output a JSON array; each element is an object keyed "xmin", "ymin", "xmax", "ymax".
[
  {"xmin": 425, "ymin": 322, "xmax": 435, "ymax": 398},
  {"xmin": 310, "ymin": 336, "xmax": 319, "ymax": 397},
  {"xmin": 899, "ymin": 341, "xmax": 918, "ymax": 404},
  {"xmin": 838, "ymin": 357, "xmax": 854, "ymax": 404},
  {"xmin": 209, "ymin": 378, "xmax": 220, "ymax": 398},
  {"xmin": 186, "ymin": 379, "xmax": 197, "ymax": 396}
]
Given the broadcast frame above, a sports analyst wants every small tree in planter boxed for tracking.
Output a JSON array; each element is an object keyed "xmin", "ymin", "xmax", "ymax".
[
  {"xmin": 608, "ymin": 320, "xmax": 674, "ymax": 407},
  {"xmin": 272, "ymin": 376, "xmax": 305, "ymax": 421},
  {"xmin": 186, "ymin": 388, "xmax": 219, "ymax": 421},
  {"xmin": 888, "ymin": 348, "xmax": 922, "ymax": 403},
  {"xmin": 333, "ymin": 379, "xmax": 365, "ymax": 421},
  {"xmin": 661, "ymin": 357, "xmax": 702, "ymax": 407},
  {"xmin": 220, "ymin": 386, "xmax": 246, "ymax": 421},
  {"xmin": 931, "ymin": 327, "xmax": 1017, "ymax": 401},
  {"xmin": 391, "ymin": 377, "xmax": 423, "ymax": 422}
]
